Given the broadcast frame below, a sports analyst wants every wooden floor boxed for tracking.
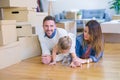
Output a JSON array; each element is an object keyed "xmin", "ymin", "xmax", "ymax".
[{"xmin": 0, "ymin": 43, "xmax": 120, "ymax": 80}]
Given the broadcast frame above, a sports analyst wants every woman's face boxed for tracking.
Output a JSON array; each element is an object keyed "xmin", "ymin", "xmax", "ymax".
[{"xmin": 84, "ymin": 26, "xmax": 90, "ymax": 41}]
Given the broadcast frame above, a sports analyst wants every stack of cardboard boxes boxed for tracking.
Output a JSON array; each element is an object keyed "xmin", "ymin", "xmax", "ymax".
[
  {"xmin": 0, "ymin": 0, "xmax": 37, "ymax": 38},
  {"xmin": 0, "ymin": 20, "xmax": 17, "ymax": 45},
  {"xmin": 0, "ymin": 0, "xmax": 45, "ymax": 69}
]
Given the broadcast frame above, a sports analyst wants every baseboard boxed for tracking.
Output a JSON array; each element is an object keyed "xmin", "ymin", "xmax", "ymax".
[{"xmin": 103, "ymin": 33, "xmax": 120, "ymax": 43}]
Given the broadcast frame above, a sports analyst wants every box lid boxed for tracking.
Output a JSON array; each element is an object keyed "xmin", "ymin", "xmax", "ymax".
[
  {"xmin": 0, "ymin": 41, "xmax": 19, "ymax": 49},
  {"xmin": 3, "ymin": 7, "xmax": 35, "ymax": 11},
  {"xmin": 16, "ymin": 22, "xmax": 31, "ymax": 26},
  {"xmin": 0, "ymin": 20, "xmax": 16, "ymax": 25}
]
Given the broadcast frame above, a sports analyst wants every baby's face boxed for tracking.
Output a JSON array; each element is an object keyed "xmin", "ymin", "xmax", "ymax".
[{"xmin": 59, "ymin": 49, "xmax": 69, "ymax": 54}]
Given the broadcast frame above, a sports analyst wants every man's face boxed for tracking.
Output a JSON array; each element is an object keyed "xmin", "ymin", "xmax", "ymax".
[{"xmin": 43, "ymin": 20, "xmax": 56, "ymax": 37}]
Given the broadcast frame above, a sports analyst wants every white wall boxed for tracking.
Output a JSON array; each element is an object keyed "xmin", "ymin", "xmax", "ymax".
[{"xmin": 42, "ymin": 0, "xmax": 114, "ymax": 16}]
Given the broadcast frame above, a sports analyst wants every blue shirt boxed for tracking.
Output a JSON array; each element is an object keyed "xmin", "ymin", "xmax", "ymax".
[
  {"xmin": 45, "ymin": 29, "xmax": 56, "ymax": 38},
  {"xmin": 75, "ymin": 34, "xmax": 103, "ymax": 62}
]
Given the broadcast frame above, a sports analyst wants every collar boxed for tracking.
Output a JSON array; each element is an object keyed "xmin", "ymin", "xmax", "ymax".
[{"xmin": 44, "ymin": 29, "xmax": 56, "ymax": 39}]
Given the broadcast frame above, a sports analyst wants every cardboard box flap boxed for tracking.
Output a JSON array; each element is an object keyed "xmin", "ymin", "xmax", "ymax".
[
  {"xmin": 0, "ymin": 0, "xmax": 37, "ymax": 8},
  {"xmin": 0, "ymin": 20, "xmax": 16, "ymax": 25},
  {"xmin": 0, "ymin": 41, "xmax": 19, "ymax": 49},
  {"xmin": 3, "ymin": 7, "xmax": 35, "ymax": 11},
  {"xmin": 16, "ymin": 22, "xmax": 31, "ymax": 26}
]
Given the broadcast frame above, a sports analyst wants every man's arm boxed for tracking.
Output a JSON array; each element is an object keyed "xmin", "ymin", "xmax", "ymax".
[{"xmin": 38, "ymin": 32, "xmax": 51, "ymax": 56}]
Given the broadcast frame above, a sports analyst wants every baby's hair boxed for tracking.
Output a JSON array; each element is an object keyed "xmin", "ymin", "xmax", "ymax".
[{"xmin": 58, "ymin": 36, "xmax": 72, "ymax": 50}]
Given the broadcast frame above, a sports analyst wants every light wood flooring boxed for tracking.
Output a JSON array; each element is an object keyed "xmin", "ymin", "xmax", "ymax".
[{"xmin": 0, "ymin": 43, "xmax": 120, "ymax": 80}]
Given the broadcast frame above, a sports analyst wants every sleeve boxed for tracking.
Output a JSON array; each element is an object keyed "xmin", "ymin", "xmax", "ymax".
[
  {"xmin": 75, "ymin": 34, "xmax": 83, "ymax": 57},
  {"xmin": 68, "ymin": 33, "xmax": 76, "ymax": 54},
  {"xmin": 90, "ymin": 51, "xmax": 103, "ymax": 62},
  {"xmin": 57, "ymin": 28, "xmax": 68, "ymax": 38},
  {"xmin": 38, "ymin": 32, "xmax": 51, "ymax": 56}
]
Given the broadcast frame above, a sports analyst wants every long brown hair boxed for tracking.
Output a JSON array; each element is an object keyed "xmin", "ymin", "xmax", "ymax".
[{"xmin": 84, "ymin": 20, "xmax": 104, "ymax": 56}]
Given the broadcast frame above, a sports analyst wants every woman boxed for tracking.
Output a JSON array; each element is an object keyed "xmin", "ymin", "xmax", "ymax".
[{"xmin": 75, "ymin": 20, "xmax": 104, "ymax": 64}]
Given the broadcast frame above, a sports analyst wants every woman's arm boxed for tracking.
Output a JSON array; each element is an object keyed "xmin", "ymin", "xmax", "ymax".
[
  {"xmin": 90, "ymin": 51, "xmax": 103, "ymax": 62},
  {"xmin": 78, "ymin": 58, "xmax": 93, "ymax": 64}
]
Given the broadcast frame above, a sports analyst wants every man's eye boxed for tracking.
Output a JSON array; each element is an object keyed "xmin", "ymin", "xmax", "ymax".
[
  {"xmin": 84, "ymin": 30, "xmax": 87, "ymax": 32},
  {"xmin": 50, "ymin": 25, "xmax": 53, "ymax": 27}
]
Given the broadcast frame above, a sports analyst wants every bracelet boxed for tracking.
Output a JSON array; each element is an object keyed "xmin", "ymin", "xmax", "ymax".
[{"xmin": 87, "ymin": 59, "xmax": 90, "ymax": 64}]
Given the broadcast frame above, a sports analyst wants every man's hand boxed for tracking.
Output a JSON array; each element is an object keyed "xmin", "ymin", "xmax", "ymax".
[
  {"xmin": 49, "ymin": 61, "xmax": 56, "ymax": 66},
  {"xmin": 41, "ymin": 55, "xmax": 51, "ymax": 64}
]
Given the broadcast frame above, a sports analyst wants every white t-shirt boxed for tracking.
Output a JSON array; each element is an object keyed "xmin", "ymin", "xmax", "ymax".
[{"xmin": 39, "ymin": 28, "xmax": 76, "ymax": 56}]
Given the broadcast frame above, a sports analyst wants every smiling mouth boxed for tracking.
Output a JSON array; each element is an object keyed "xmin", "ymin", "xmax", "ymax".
[
  {"xmin": 46, "ymin": 30, "xmax": 51, "ymax": 32},
  {"xmin": 84, "ymin": 36, "xmax": 88, "ymax": 39}
]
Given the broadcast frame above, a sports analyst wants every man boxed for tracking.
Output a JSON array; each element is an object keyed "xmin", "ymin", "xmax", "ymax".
[{"xmin": 39, "ymin": 15, "xmax": 76, "ymax": 65}]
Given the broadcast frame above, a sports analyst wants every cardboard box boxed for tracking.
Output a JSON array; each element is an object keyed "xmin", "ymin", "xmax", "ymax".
[
  {"xmin": 33, "ymin": 12, "xmax": 48, "ymax": 37},
  {"xmin": 0, "ymin": 41, "xmax": 21, "ymax": 69},
  {"xmin": 112, "ymin": 15, "xmax": 120, "ymax": 20},
  {"xmin": 16, "ymin": 22, "xmax": 33, "ymax": 37},
  {"xmin": 0, "ymin": 0, "xmax": 37, "ymax": 8},
  {"xmin": 2, "ymin": 7, "xmax": 36, "ymax": 22},
  {"xmin": 34, "ymin": 12, "xmax": 48, "ymax": 27},
  {"xmin": 19, "ymin": 35, "xmax": 41, "ymax": 60},
  {"xmin": 66, "ymin": 11, "xmax": 77, "ymax": 20},
  {"xmin": 0, "ymin": 20, "xmax": 17, "ymax": 46},
  {"xmin": 104, "ymin": 33, "xmax": 120, "ymax": 43},
  {"xmin": 56, "ymin": 21, "xmax": 76, "ymax": 35}
]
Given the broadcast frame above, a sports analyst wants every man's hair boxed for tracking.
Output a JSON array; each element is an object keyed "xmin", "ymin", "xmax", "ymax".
[
  {"xmin": 58, "ymin": 36, "xmax": 72, "ymax": 50},
  {"xmin": 43, "ymin": 15, "xmax": 56, "ymax": 24}
]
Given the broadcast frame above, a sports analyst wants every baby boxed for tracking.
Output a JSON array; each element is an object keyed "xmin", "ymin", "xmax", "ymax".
[
  {"xmin": 49, "ymin": 35, "xmax": 82, "ymax": 67},
  {"xmin": 49, "ymin": 36, "xmax": 72, "ymax": 65}
]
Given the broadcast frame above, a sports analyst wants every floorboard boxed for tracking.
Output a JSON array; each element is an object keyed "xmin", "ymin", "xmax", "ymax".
[{"xmin": 0, "ymin": 43, "xmax": 120, "ymax": 80}]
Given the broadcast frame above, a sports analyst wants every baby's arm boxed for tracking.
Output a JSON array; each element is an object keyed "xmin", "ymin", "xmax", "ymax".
[
  {"xmin": 70, "ymin": 53, "xmax": 83, "ymax": 68},
  {"xmin": 49, "ymin": 45, "xmax": 58, "ymax": 65},
  {"xmin": 70, "ymin": 53, "xmax": 78, "ymax": 68}
]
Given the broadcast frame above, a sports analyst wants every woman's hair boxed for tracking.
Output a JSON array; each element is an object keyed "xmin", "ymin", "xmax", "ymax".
[
  {"xmin": 58, "ymin": 36, "xmax": 72, "ymax": 50},
  {"xmin": 43, "ymin": 15, "xmax": 56, "ymax": 24},
  {"xmin": 84, "ymin": 20, "xmax": 104, "ymax": 56}
]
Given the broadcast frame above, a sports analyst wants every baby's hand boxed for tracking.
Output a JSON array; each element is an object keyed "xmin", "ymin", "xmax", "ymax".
[
  {"xmin": 49, "ymin": 61, "xmax": 56, "ymax": 66},
  {"xmin": 71, "ymin": 57, "xmax": 83, "ymax": 68},
  {"xmin": 70, "ymin": 62, "xmax": 76, "ymax": 68}
]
